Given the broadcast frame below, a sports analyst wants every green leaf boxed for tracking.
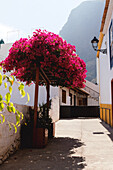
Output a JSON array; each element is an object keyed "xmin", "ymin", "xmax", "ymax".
[
  {"xmin": 18, "ymin": 83, "xmax": 24, "ymax": 91},
  {"xmin": 0, "ymin": 103, "xmax": 4, "ymax": 111},
  {"xmin": 7, "ymin": 106, "xmax": 12, "ymax": 112},
  {"xmin": 11, "ymin": 106, "xmax": 16, "ymax": 113},
  {"xmin": 20, "ymin": 89, "xmax": 26, "ymax": 98},
  {"xmin": 17, "ymin": 124, "xmax": 21, "ymax": 127},
  {"xmin": 6, "ymin": 76, "xmax": 9, "ymax": 81},
  {"xmin": 2, "ymin": 100, "xmax": 7, "ymax": 104},
  {"xmin": 9, "ymin": 78, "xmax": 13, "ymax": 86},
  {"xmin": 26, "ymin": 93, "xmax": 30, "ymax": 104},
  {"xmin": 6, "ymin": 77, "xmax": 13, "ymax": 86},
  {"xmin": 7, "ymin": 121, "xmax": 12, "ymax": 130},
  {"xmin": 0, "ymin": 74, "xmax": 2, "ymax": 86},
  {"xmin": 16, "ymin": 110, "xmax": 23, "ymax": 120},
  {"xmin": 10, "ymin": 102, "xmax": 13, "ymax": 107},
  {"xmin": 4, "ymin": 82, "xmax": 7, "ymax": 89},
  {"xmin": 3, "ymin": 75, "xmax": 6, "ymax": 80},
  {"xmin": 0, "ymin": 94, "xmax": 2, "ymax": 101},
  {"xmin": 0, "ymin": 114, "xmax": 5, "ymax": 123},
  {"xmin": 5, "ymin": 93, "xmax": 11, "ymax": 103},
  {"xmin": 8, "ymin": 122, "xmax": 12, "ymax": 130},
  {"xmin": 21, "ymin": 113, "xmax": 24, "ymax": 120},
  {"xmin": 11, "ymin": 123, "xmax": 17, "ymax": 133},
  {"xmin": 11, "ymin": 75, "xmax": 15, "ymax": 82},
  {"xmin": 9, "ymin": 86, "xmax": 12, "ymax": 94},
  {"xmin": 16, "ymin": 110, "xmax": 21, "ymax": 117},
  {"xmin": 16, "ymin": 115, "xmax": 20, "ymax": 125},
  {"xmin": 0, "ymin": 66, "xmax": 2, "ymax": 71},
  {"xmin": 7, "ymin": 105, "xmax": 15, "ymax": 113},
  {"xmin": 16, "ymin": 110, "xmax": 20, "ymax": 116}
]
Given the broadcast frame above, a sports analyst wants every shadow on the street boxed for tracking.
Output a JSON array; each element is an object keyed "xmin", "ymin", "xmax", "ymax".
[
  {"xmin": 46, "ymin": 137, "xmax": 86, "ymax": 169},
  {"xmin": 100, "ymin": 121, "xmax": 113, "ymax": 141},
  {"xmin": 0, "ymin": 137, "xmax": 86, "ymax": 170}
]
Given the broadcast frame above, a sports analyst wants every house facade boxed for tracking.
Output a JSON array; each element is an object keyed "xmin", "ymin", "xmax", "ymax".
[
  {"xmin": 59, "ymin": 80, "xmax": 99, "ymax": 107},
  {"xmin": 96, "ymin": 0, "xmax": 113, "ymax": 126}
]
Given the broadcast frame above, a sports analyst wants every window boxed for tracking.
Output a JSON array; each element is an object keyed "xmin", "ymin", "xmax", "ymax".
[
  {"xmin": 109, "ymin": 20, "xmax": 113, "ymax": 69},
  {"xmin": 78, "ymin": 99, "xmax": 83, "ymax": 106},
  {"xmin": 83, "ymin": 98, "xmax": 87, "ymax": 106},
  {"xmin": 62, "ymin": 90, "xmax": 66, "ymax": 103}
]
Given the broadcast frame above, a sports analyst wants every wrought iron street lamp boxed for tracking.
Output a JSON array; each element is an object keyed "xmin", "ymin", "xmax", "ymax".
[{"xmin": 91, "ymin": 36, "xmax": 107, "ymax": 54}]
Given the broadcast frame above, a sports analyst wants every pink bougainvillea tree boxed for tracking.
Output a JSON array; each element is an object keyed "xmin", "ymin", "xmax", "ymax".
[
  {"xmin": 1, "ymin": 29, "xmax": 87, "ymax": 88},
  {"xmin": 0, "ymin": 29, "xmax": 87, "ymax": 146}
]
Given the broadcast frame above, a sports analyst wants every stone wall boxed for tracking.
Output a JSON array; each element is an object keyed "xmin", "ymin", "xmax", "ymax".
[{"xmin": 0, "ymin": 104, "xmax": 29, "ymax": 164}]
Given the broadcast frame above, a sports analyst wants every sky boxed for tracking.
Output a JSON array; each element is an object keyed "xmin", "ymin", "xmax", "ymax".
[{"xmin": 0, "ymin": 0, "xmax": 104, "ymax": 43}]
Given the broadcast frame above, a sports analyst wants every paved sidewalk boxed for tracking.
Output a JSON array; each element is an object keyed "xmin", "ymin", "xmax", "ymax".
[{"xmin": 0, "ymin": 118, "xmax": 113, "ymax": 170}]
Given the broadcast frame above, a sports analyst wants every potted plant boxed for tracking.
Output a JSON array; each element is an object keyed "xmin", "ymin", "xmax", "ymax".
[{"xmin": 21, "ymin": 104, "xmax": 54, "ymax": 148}]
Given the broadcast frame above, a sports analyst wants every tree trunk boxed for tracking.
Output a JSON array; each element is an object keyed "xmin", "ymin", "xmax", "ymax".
[{"xmin": 33, "ymin": 67, "xmax": 39, "ymax": 147}]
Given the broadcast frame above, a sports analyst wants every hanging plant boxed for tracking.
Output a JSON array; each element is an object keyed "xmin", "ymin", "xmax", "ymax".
[{"xmin": 0, "ymin": 66, "xmax": 30, "ymax": 133}]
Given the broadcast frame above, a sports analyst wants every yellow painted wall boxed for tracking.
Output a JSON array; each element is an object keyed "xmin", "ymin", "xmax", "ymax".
[{"xmin": 100, "ymin": 104, "xmax": 112, "ymax": 127}]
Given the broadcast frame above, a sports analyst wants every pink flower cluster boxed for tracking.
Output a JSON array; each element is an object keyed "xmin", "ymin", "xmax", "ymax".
[{"xmin": 0, "ymin": 29, "xmax": 87, "ymax": 88}]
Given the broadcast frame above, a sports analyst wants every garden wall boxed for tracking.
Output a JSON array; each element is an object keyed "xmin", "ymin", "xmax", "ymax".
[{"xmin": 0, "ymin": 104, "xmax": 29, "ymax": 164}]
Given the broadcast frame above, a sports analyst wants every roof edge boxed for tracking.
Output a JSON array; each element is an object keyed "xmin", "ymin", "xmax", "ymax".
[
  {"xmin": 100, "ymin": 0, "xmax": 110, "ymax": 32},
  {"xmin": 96, "ymin": 0, "xmax": 110, "ymax": 58}
]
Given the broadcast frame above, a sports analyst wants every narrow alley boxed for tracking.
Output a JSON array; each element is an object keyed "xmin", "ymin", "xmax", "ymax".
[{"xmin": 1, "ymin": 118, "xmax": 113, "ymax": 170}]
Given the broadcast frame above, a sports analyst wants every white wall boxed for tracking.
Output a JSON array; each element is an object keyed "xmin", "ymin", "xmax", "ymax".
[
  {"xmin": 49, "ymin": 96, "xmax": 59, "ymax": 122},
  {"xmin": 0, "ymin": 43, "xmax": 13, "ymax": 62},
  {"xmin": 88, "ymin": 96, "xmax": 99, "ymax": 106},
  {"xmin": 84, "ymin": 80, "xmax": 99, "ymax": 106},
  {"xmin": 99, "ymin": 11, "xmax": 113, "ymax": 104},
  {"xmin": 96, "ymin": 58, "xmax": 100, "ymax": 85},
  {"xmin": 38, "ymin": 86, "xmax": 59, "ymax": 106},
  {"xmin": 0, "ymin": 104, "xmax": 29, "ymax": 164},
  {"xmin": 0, "ymin": 77, "xmax": 35, "ymax": 107},
  {"xmin": 0, "ymin": 76, "xmax": 59, "ymax": 107}
]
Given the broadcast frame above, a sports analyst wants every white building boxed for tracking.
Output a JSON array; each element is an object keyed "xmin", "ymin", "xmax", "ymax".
[{"xmin": 96, "ymin": 0, "xmax": 113, "ymax": 126}]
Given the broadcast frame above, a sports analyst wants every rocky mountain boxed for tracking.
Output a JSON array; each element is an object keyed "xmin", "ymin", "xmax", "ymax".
[{"xmin": 59, "ymin": 0, "xmax": 105, "ymax": 82}]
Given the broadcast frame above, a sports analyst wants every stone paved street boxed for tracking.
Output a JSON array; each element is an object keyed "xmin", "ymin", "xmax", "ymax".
[{"xmin": 1, "ymin": 118, "xmax": 113, "ymax": 170}]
